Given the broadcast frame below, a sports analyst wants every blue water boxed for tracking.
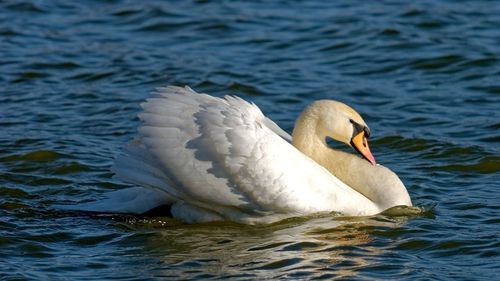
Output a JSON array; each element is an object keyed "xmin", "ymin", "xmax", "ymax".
[{"xmin": 1, "ymin": 0, "xmax": 499, "ymax": 280}]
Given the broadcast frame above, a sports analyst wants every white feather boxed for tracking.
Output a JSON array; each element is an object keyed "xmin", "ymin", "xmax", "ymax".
[{"xmin": 64, "ymin": 86, "xmax": 404, "ymax": 224}]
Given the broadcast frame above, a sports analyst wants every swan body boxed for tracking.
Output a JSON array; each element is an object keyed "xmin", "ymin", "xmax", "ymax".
[{"xmin": 72, "ymin": 86, "xmax": 411, "ymax": 224}]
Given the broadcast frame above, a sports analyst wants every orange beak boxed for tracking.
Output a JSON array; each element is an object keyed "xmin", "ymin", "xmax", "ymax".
[{"xmin": 351, "ymin": 131, "xmax": 376, "ymax": 165}]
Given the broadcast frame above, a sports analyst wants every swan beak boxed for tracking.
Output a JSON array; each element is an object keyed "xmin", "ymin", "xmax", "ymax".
[{"xmin": 351, "ymin": 131, "xmax": 376, "ymax": 165}]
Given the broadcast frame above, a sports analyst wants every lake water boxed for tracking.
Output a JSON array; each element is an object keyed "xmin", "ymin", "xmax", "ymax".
[{"xmin": 1, "ymin": 0, "xmax": 499, "ymax": 280}]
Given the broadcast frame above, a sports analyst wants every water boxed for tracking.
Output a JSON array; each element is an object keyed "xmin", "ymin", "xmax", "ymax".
[{"xmin": 1, "ymin": 0, "xmax": 499, "ymax": 279}]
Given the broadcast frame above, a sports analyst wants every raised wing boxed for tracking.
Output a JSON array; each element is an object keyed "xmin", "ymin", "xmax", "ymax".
[{"xmin": 112, "ymin": 86, "xmax": 368, "ymax": 222}]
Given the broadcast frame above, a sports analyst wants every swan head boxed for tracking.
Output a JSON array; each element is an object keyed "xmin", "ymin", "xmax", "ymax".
[{"xmin": 295, "ymin": 100, "xmax": 377, "ymax": 165}]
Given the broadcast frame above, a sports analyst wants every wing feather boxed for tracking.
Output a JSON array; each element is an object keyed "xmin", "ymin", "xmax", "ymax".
[{"xmin": 111, "ymin": 86, "xmax": 369, "ymax": 222}]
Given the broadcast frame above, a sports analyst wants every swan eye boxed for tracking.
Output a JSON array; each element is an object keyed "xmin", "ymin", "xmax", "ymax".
[
  {"xmin": 349, "ymin": 119, "xmax": 363, "ymax": 134},
  {"xmin": 350, "ymin": 119, "xmax": 370, "ymax": 139}
]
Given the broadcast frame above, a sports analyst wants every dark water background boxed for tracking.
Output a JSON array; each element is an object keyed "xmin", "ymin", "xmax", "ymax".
[{"xmin": 1, "ymin": 0, "xmax": 499, "ymax": 280}]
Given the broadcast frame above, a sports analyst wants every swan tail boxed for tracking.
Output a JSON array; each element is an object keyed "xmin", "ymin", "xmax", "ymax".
[
  {"xmin": 55, "ymin": 138, "xmax": 181, "ymax": 214},
  {"xmin": 111, "ymin": 138, "xmax": 182, "ymax": 204},
  {"xmin": 56, "ymin": 186, "xmax": 172, "ymax": 214}
]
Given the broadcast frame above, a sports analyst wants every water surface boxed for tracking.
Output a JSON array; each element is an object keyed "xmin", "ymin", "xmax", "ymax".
[{"xmin": 1, "ymin": 0, "xmax": 499, "ymax": 280}]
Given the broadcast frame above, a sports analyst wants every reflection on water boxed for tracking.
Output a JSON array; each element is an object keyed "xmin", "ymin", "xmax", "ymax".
[{"xmin": 125, "ymin": 208, "xmax": 426, "ymax": 279}]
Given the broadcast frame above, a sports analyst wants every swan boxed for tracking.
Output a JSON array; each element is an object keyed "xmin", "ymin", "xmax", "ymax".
[{"xmin": 70, "ymin": 86, "xmax": 412, "ymax": 224}]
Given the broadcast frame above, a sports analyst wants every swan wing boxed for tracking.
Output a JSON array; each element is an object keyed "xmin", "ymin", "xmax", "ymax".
[{"xmin": 111, "ymin": 86, "xmax": 374, "ymax": 222}]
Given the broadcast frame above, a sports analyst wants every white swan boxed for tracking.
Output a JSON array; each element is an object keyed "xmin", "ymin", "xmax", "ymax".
[{"xmin": 72, "ymin": 86, "xmax": 412, "ymax": 224}]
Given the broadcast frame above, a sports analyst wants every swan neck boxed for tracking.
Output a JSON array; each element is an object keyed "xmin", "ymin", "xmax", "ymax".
[
  {"xmin": 291, "ymin": 106, "xmax": 346, "ymax": 166},
  {"xmin": 291, "ymin": 106, "xmax": 412, "ymax": 210},
  {"xmin": 292, "ymin": 107, "xmax": 325, "ymax": 157}
]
